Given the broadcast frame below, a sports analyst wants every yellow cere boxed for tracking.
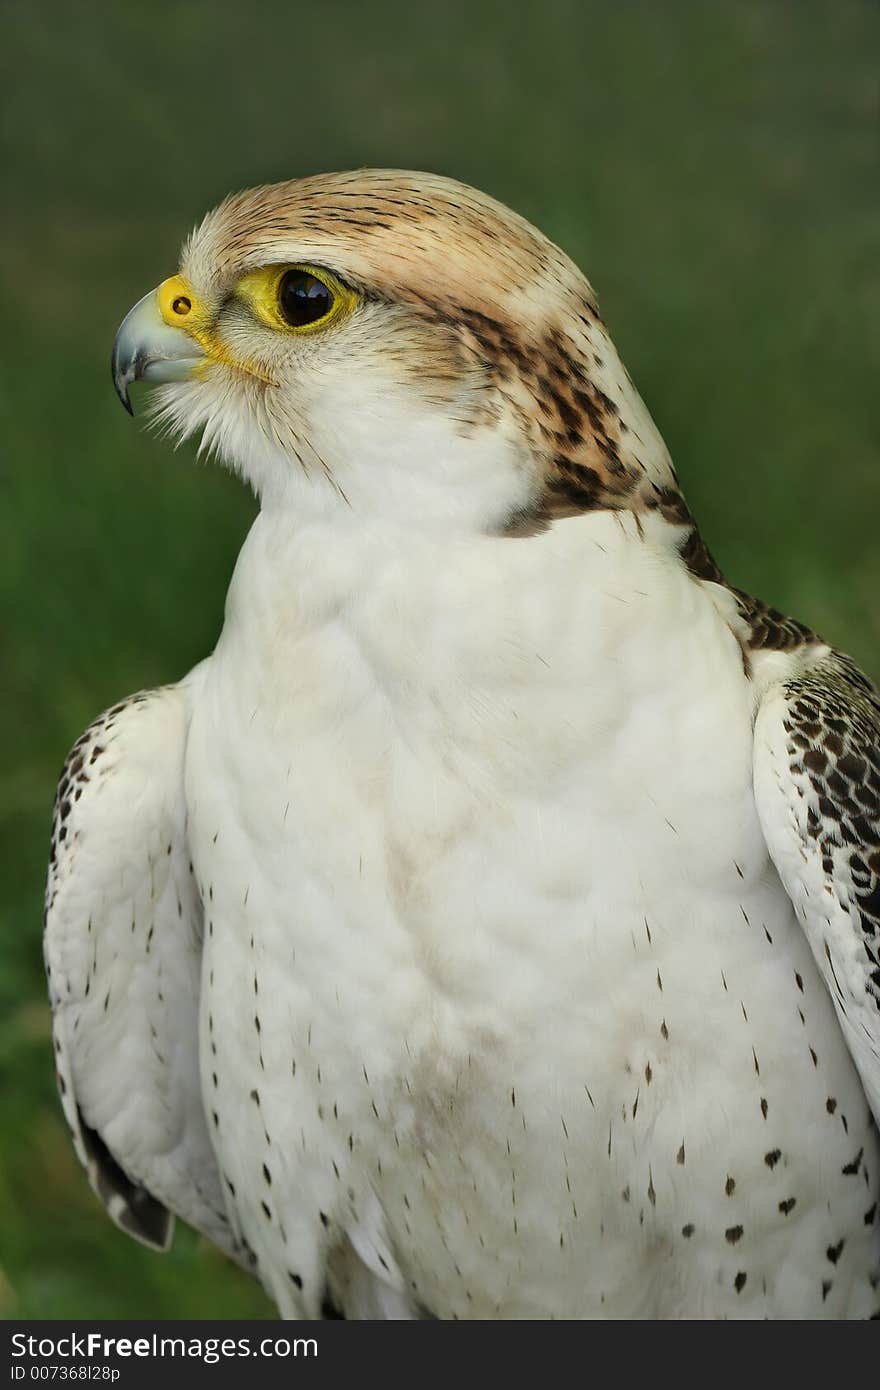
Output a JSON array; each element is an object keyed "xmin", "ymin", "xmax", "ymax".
[
  {"xmin": 156, "ymin": 273, "xmax": 235, "ymax": 372},
  {"xmin": 154, "ymin": 273, "xmax": 273, "ymax": 384},
  {"xmin": 236, "ymin": 264, "xmax": 358, "ymax": 335},
  {"xmin": 157, "ymin": 274, "xmax": 204, "ymax": 330}
]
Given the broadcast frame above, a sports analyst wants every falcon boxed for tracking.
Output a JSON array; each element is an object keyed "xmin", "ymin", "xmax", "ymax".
[{"xmin": 45, "ymin": 170, "xmax": 880, "ymax": 1318}]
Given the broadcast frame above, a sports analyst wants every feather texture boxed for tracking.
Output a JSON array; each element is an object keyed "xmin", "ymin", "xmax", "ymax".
[
  {"xmin": 754, "ymin": 649, "xmax": 880, "ymax": 1122},
  {"xmin": 45, "ymin": 685, "xmax": 243, "ymax": 1262}
]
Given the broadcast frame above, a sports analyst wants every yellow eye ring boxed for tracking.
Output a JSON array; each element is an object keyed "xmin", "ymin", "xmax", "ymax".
[{"xmin": 236, "ymin": 263, "xmax": 357, "ymax": 335}]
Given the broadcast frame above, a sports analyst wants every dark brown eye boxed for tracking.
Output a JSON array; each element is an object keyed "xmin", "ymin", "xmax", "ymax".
[{"xmin": 278, "ymin": 270, "xmax": 334, "ymax": 327}]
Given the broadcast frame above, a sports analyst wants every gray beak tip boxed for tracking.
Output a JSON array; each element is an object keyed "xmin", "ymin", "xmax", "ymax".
[{"xmin": 113, "ymin": 370, "xmax": 135, "ymax": 416}]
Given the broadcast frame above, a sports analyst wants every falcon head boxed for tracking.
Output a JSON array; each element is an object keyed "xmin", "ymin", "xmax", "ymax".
[{"xmin": 113, "ymin": 170, "xmax": 676, "ymax": 533}]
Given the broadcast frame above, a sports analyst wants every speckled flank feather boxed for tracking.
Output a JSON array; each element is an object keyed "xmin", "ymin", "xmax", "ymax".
[
  {"xmin": 50, "ymin": 169, "xmax": 880, "ymax": 1318},
  {"xmin": 755, "ymin": 648, "xmax": 880, "ymax": 1122}
]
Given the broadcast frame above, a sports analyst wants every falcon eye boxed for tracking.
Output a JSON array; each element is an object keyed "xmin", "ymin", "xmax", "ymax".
[
  {"xmin": 278, "ymin": 270, "xmax": 335, "ymax": 328},
  {"xmin": 236, "ymin": 263, "xmax": 355, "ymax": 335}
]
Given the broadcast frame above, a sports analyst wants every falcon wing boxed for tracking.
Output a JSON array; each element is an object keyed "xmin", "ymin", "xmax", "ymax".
[
  {"xmin": 44, "ymin": 684, "xmax": 241, "ymax": 1261},
  {"xmin": 753, "ymin": 648, "xmax": 880, "ymax": 1122}
]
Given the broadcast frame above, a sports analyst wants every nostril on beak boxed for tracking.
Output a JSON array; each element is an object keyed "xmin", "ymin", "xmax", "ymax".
[{"xmin": 111, "ymin": 284, "xmax": 207, "ymax": 414}]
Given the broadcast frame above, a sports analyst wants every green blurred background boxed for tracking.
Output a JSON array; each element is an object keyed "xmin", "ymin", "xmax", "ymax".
[{"xmin": 1, "ymin": 0, "xmax": 877, "ymax": 1318}]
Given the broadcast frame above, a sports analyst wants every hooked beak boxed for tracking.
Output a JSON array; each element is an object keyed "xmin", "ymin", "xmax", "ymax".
[{"xmin": 111, "ymin": 276, "xmax": 206, "ymax": 414}]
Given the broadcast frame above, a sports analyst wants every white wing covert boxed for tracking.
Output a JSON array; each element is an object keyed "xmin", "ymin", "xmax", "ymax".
[
  {"xmin": 44, "ymin": 686, "xmax": 241, "ymax": 1260},
  {"xmin": 754, "ymin": 649, "xmax": 880, "ymax": 1122}
]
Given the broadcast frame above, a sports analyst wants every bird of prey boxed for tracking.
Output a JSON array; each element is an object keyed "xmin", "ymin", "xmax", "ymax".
[{"xmin": 45, "ymin": 170, "xmax": 880, "ymax": 1319}]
